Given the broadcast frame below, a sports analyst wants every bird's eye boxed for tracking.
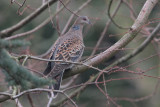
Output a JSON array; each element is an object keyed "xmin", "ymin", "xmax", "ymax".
[{"xmin": 83, "ymin": 18, "xmax": 87, "ymax": 21}]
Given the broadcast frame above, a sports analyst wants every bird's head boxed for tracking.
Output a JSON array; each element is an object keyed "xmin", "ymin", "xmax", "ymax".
[{"xmin": 75, "ymin": 16, "xmax": 91, "ymax": 25}]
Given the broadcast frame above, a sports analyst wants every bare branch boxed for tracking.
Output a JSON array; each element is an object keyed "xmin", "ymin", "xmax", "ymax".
[
  {"xmin": 90, "ymin": 0, "xmax": 122, "ymax": 56},
  {"xmin": 102, "ymin": 74, "xmax": 110, "ymax": 106},
  {"xmin": 17, "ymin": 0, "xmax": 27, "ymax": 15},
  {"xmin": 15, "ymin": 98, "xmax": 24, "ymax": 107},
  {"xmin": 0, "ymin": 0, "xmax": 159, "ymax": 106},
  {"xmin": 37, "ymin": 0, "xmax": 92, "ymax": 58},
  {"xmin": 0, "ymin": 90, "xmax": 12, "ymax": 103},
  {"xmin": 58, "ymin": 0, "xmax": 79, "ymax": 17},
  {"xmin": 0, "ymin": 88, "xmax": 77, "ymax": 107},
  {"xmin": 123, "ymin": 0, "xmax": 137, "ymax": 20},
  {"xmin": 62, "ymin": 0, "xmax": 92, "ymax": 34},
  {"xmin": 56, "ymin": 1, "xmax": 61, "ymax": 36},
  {"xmin": 5, "ymin": 1, "xmax": 70, "ymax": 40},
  {"xmin": 47, "ymin": 92, "xmax": 54, "ymax": 107},
  {"xmin": 0, "ymin": 0, "xmax": 58, "ymax": 38},
  {"xmin": 109, "ymin": 22, "xmax": 160, "ymax": 67},
  {"xmin": 61, "ymin": 75, "xmax": 78, "ymax": 89},
  {"xmin": 47, "ymin": 0, "xmax": 62, "ymax": 35},
  {"xmin": 63, "ymin": 0, "xmax": 159, "ymax": 78},
  {"xmin": 27, "ymin": 94, "xmax": 35, "ymax": 107},
  {"xmin": 113, "ymin": 79, "xmax": 160, "ymax": 102},
  {"xmin": 52, "ymin": 76, "xmax": 96, "ymax": 106},
  {"xmin": 13, "ymin": 54, "xmax": 106, "ymax": 74},
  {"xmin": 108, "ymin": 0, "xmax": 129, "ymax": 29}
]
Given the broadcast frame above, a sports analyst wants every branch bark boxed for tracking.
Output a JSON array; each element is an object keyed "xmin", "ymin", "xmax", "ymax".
[
  {"xmin": 0, "ymin": 0, "xmax": 58, "ymax": 38},
  {"xmin": 108, "ymin": 22, "xmax": 160, "ymax": 67},
  {"xmin": 0, "ymin": 0, "xmax": 158, "ymax": 105},
  {"xmin": 53, "ymin": 0, "xmax": 159, "ymax": 105},
  {"xmin": 90, "ymin": 0, "xmax": 122, "ymax": 56},
  {"xmin": 63, "ymin": 0, "xmax": 159, "ymax": 79},
  {"xmin": 5, "ymin": 1, "xmax": 70, "ymax": 40}
]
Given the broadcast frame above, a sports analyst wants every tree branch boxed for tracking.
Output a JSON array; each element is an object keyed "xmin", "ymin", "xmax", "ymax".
[
  {"xmin": 108, "ymin": 22, "xmax": 160, "ymax": 67},
  {"xmin": 62, "ymin": 0, "xmax": 92, "ymax": 34},
  {"xmin": 108, "ymin": 0, "xmax": 129, "ymax": 29},
  {"xmin": 50, "ymin": 0, "xmax": 159, "ymax": 105},
  {"xmin": 0, "ymin": 0, "xmax": 158, "ymax": 105},
  {"xmin": 0, "ymin": 0, "xmax": 58, "ymax": 38},
  {"xmin": 0, "ymin": 88, "xmax": 77, "ymax": 107},
  {"xmin": 5, "ymin": 0, "xmax": 70, "ymax": 40},
  {"xmin": 90, "ymin": 0, "xmax": 122, "ymax": 56},
  {"xmin": 36, "ymin": 0, "xmax": 92, "ymax": 58},
  {"xmin": 63, "ymin": 0, "xmax": 159, "ymax": 78}
]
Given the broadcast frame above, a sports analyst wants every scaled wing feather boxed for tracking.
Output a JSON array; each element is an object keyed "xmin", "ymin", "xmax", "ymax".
[{"xmin": 47, "ymin": 36, "xmax": 84, "ymax": 78}]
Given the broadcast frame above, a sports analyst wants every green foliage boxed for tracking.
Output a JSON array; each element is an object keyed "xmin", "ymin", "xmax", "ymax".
[
  {"xmin": 0, "ymin": 39, "xmax": 30, "ymax": 49},
  {"xmin": 0, "ymin": 39, "xmax": 53, "ymax": 89},
  {"xmin": 0, "ymin": 49, "xmax": 52, "ymax": 89}
]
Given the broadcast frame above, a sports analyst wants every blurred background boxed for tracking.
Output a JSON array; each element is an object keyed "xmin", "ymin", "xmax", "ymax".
[{"xmin": 0, "ymin": 0, "xmax": 160, "ymax": 107}]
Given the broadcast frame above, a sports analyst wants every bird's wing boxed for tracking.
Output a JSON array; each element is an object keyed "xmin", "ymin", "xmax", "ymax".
[
  {"xmin": 47, "ymin": 36, "xmax": 84, "ymax": 78},
  {"xmin": 43, "ymin": 38, "xmax": 60, "ymax": 75}
]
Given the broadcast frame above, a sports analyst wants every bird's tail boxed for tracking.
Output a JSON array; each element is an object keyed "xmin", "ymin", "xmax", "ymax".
[{"xmin": 49, "ymin": 71, "xmax": 64, "ymax": 98}]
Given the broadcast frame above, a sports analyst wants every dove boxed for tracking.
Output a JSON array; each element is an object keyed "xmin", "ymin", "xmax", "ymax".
[{"xmin": 43, "ymin": 16, "xmax": 90, "ymax": 97}]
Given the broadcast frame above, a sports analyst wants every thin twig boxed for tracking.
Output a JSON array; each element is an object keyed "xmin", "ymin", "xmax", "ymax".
[
  {"xmin": 90, "ymin": 0, "xmax": 122, "ymax": 56},
  {"xmin": 22, "ymin": 55, "xmax": 28, "ymax": 66},
  {"xmin": 0, "ymin": 0, "xmax": 58, "ymax": 38},
  {"xmin": 58, "ymin": 0, "xmax": 79, "ymax": 17},
  {"xmin": 17, "ymin": 0, "xmax": 27, "ymax": 15},
  {"xmin": 123, "ymin": 0, "xmax": 136, "ymax": 20},
  {"xmin": 51, "ymin": 76, "xmax": 95, "ymax": 106},
  {"xmin": 47, "ymin": 92, "xmax": 54, "ymax": 107},
  {"xmin": 5, "ymin": 1, "xmax": 70, "ymax": 40},
  {"xmin": 13, "ymin": 54, "xmax": 108, "ymax": 75},
  {"xmin": 62, "ymin": 0, "xmax": 92, "ymax": 34},
  {"xmin": 56, "ymin": 1, "xmax": 61, "ymax": 36},
  {"xmin": 53, "ymin": 74, "xmax": 142, "ymax": 106},
  {"xmin": 47, "ymin": 0, "xmax": 62, "ymax": 35},
  {"xmin": 95, "ymin": 72, "xmax": 120, "ymax": 107},
  {"xmin": 50, "ymin": 0, "xmax": 159, "ymax": 105},
  {"xmin": 102, "ymin": 74, "xmax": 110, "ymax": 106},
  {"xmin": 63, "ymin": 76, "xmax": 143, "ymax": 92},
  {"xmin": 38, "ymin": 0, "xmax": 92, "ymax": 58},
  {"xmin": 108, "ymin": 0, "xmax": 129, "ymax": 29},
  {"xmin": 61, "ymin": 75, "xmax": 78, "ymax": 89},
  {"xmin": 62, "ymin": 0, "xmax": 158, "ymax": 78},
  {"xmin": 0, "ymin": 88, "xmax": 77, "ymax": 107},
  {"xmin": 63, "ymin": 93, "xmax": 78, "ymax": 107},
  {"xmin": 108, "ymin": 22, "xmax": 160, "ymax": 67},
  {"xmin": 113, "ymin": 79, "xmax": 160, "ymax": 102},
  {"xmin": 15, "ymin": 98, "xmax": 24, "ymax": 107},
  {"xmin": 27, "ymin": 94, "xmax": 35, "ymax": 107}
]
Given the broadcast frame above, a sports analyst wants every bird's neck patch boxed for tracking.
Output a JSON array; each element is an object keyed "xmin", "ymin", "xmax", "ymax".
[{"xmin": 72, "ymin": 25, "xmax": 80, "ymax": 30}]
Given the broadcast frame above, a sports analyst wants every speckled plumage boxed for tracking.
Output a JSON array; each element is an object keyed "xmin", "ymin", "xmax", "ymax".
[{"xmin": 43, "ymin": 16, "xmax": 90, "ymax": 97}]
